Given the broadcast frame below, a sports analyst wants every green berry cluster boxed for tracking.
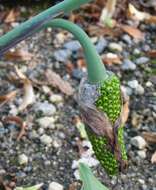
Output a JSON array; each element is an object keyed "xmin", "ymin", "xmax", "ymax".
[
  {"xmin": 86, "ymin": 127, "xmax": 118, "ymax": 175},
  {"xmin": 96, "ymin": 75, "xmax": 121, "ymax": 123},
  {"xmin": 86, "ymin": 75, "xmax": 127, "ymax": 175}
]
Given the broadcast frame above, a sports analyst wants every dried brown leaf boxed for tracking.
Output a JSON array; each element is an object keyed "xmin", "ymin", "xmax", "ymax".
[
  {"xmin": 5, "ymin": 50, "xmax": 33, "ymax": 61},
  {"xmin": 79, "ymin": 103, "xmax": 114, "ymax": 141},
  {"xmin": 127, "ymin": 4, "xmax": 150, "ymax": 21},
  {"xmin": 68, "ymin": 182, "xmax": 78, "ymax": 190},
  {"xmin": 4, "ymin": 9, "xmax": 19, "ymax": 23},
  {"xmin": 121, "ymin": 101, "xmax": 129, "ymax": 125},
  {"xmin": 120, "ymin": 24, "xmax": 144, "ymax": 40},
  {"xmin": 45, "ymin": 69, "xmax": 74, "ymax": 96},
  {"xmin": 121, "ymin": 86, "xmax": 130, "ymax": 125},
  {"xmin": 66, "ymin": 61, "xmax": 74, "ymax": 74},
  {"xmin": 15, "ymin": 66, "xmax": 35, "ymax": 111},
  {"xmin": 151, "ymin": 151, "xmax": 156, "ymax": 164},
  {"xmin": 3, "ymin": 116, "xmax": 27, "ymax": 141},
  {"xmin": 19, "ymin": 79, "xmax": 35, "ymax": 111},
  {"xmin": 142, "ymin": 132, "xmax": 156, "ymax": 144},
  {"xmin": 145, "ymin": 15, "xmax": 156, "ymax": 24},
  {"xmin": 128, "ymin": 3, "xmax": 156, "ymax": 24},
  {"xmin": 87, "ymin": 25, "xmax": 122, "ymax": 37},
  {"xmin": 146, "ymin": 50, "xmax": 156, "ymax": 58},
  {"xmin": 0, "ymin": 90, "xmax": 17, "ymax": 103},
  {"xmin": 77, "ymin": 58, "xmax": 86, "ymax": 69}
]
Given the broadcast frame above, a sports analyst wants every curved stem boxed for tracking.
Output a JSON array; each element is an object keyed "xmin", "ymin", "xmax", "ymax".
[
  {"xmin": 44, "ymin": 19, "xmax": 108, "ymax": 83},
  {"xmin": 0, "ymin": 0, "xmax": 92, "ymax": 55}
]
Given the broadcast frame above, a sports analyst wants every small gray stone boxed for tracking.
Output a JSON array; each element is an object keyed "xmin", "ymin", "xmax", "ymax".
[
  {"xmin": 52, "ymin": 139, "xmax": 62, "ymax": 148},
  {"xmin": 122, "ymin": 59, "xmax": 136, "ymax": 71},
  {"xmin": 50, "ymin": 94, "xmax": 63, "ymax": 103},
  {"xmin": 131, "ymin": 136, "xmax": 147, "ymax": 149},
  {"xmin": 34, "ymin": 102, "xmax": 56, "ymax": 116},
  {"xmin": 64, "ymin": 40, "xmax": 81, "ymax": 51},
  {"xmin": 95, "ymin": 37, "xmax": 107, "ymax": 54},
  {"xmin": 122, "ymin": 34, "xmax": 132, "ymax": 45},
  {"xmin": 135, "ymin": 84, "xmax": 144, "ymax": 95},
  {"xmin": 48, "ymin": 182, "xmax": 63, "ymax": 190},
  {"xmin": 137, "ymin": 150, "xmax": 146, "ymax": 159},
  {"xmin": 128, "ymin": 80, "xmax": 139, "ymax": 89},
  {"xmin": 37, "ymin": 117, "xmax": 55, "ymax": 129},
  {"xmin": 54, "ymin": 49, "xmax": 71, "ymax": 62},
  {"xmin": 138, "ymin": 179, "xmax": 145, "ymax": 184},
  {"xmin": 135, "ymin": 57, "xmax": 149, "ymax": 65},
  {"xmin": 0, "ymin": 127, "xmax": 6, "ymax": 135},
  {"xmin": 18, "ymin": 154, "xmax": 28, "ymax": 165},
  {"xmin": 133, "ymin": 48, "xmax": 141, "ymax": 55},
  {"xmin": 40, "ymin": 134, "xmax": 52, "ymax": 146},
  {"xmin": 109, "ymin": 42, "xmax": 123, "ymax": 52},
  {"xmin": 38, "ymin": 128, "xmax": 45, "ymax": 135},
  {"xmin": 0, "ymin": 169, "xmax": 6, "ymax": 175},
  {"xmin": 73, "ymin": 169, "xmax": 80, "ymax": 180},
  {"xmin": 125, "ymin": 86, "xmax": 133, "ymax": 96},
  {"xmin": 142, "ymin": 44, "xmax": 150, "ymax": 52},
  {"xmin": 72, "ymin": 68, "xmax": 84, "ymax": 80},
  {"xmin": 146, "ymin": 81, "xmax": 153, "ymax": 87},
  {"xmin": 28, "ymin": 130, "xmax": 38, "ymax": 139}
]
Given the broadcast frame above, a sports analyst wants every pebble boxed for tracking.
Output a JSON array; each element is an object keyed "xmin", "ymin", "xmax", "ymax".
[
  {"xmin": 125, "ymin": 86, "xmax": 133, "ymax": 96},
  {"xmin": 135, "ymin": 57, "xmax": 149, "ymax": 65},
  {"xmin": 38, "ymin": 128, "xmax": 45, "ymax": 135},
  {"xmin": 0, "ymin": 127, "xmax": 6, "ymax": 136},
  {"xmin": 34, "ymin": 102, "xmax": 56, "ymax": 116},
  {"xmin": 64, "ymin": 40, "xmax": 81, "ymax": 51},
  {"xmin": 127, "ymin": 80, "xmax": 144, "ymax": 95},
  {"xmin": 52, "ymin": 139, "xmax": 62, "ymax": 148},
  {"xmin": 50, "ymin": 94, "xmax": 63, "ymax": 103},
  {"xmin": 0, "ymin": 169, "xmax": 6, "ymax": 175},
  {"xmin": 135, "ymin": 84, "xmax": 144, "ymax": 95},
  {"xmin": 18, "ymin": 154, "xmax": 28, "ymax": 165},
  {"xmin": 146, "ymin": 81, "xmax": 153, "ymax": 87},
  {"xmin": 131, "ymin": 136, "xmax": 147, "ymax": 149},
  {"xmin": 54, "ymin": 49, "xmax": 71, "ymax": 62},
  {"xmin": 122, "ymin": 34, "xmax": 132, "ymax": 45},
  {"xmin": 72, "ymin": 68, "xmax": 84, "ymax": 80},
  {"xmin": 133, "ymin": 48, "xmax": 141, "ymax": 55},
  {"xmin": 73, "ymin": 169, "xmax": 80, "ymax": 180},
  {"xmin": 48, "ymin": 182, "xmax": 63, "ymax": 190},
  {"xmin": 40, "ymin": 134, "xmax": 52, "ymax": 146},
  {"xmin": 128, "ymin": 80, "xmax": 139, "ymax": 89},
  {"xmin": 95, "ymin": 37, "xmax": 107, "ymax": 54},
  {"xmin": 108, "ymin": 42, "xmax": 123, "ymax": 52},
  {"xmin": 122, "ymin": 59, "xmax": 136, "ymax": 71},
  {"xmin": 137, "ymin": 150, "xmax": 146, "ymax": 159},
  {"xmin": 142, "ymin": 44, "xmax": 150, "ymax": 52},
  {"xmin": 37, "ymin": 117, "xmax": 55, "ymax": 129},
  {"xmin": 138, "ymin": 179, "xmax": 145, "ymax": 184},
  {"xmin": 72, "ymin": 157, "xmax": 99, "ymax": 169},
  {"xmin": 28, "ymin": 130, "xmax": 39, "ymax": 139},
  {"xmin": 42, "ymin": 86, "xmax": 51, "ymax": 94}
]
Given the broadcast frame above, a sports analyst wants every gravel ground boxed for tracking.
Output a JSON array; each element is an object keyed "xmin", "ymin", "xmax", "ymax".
[{"xmin": 0, "ymin": 3, "xmax": 156, "ymax": 190}]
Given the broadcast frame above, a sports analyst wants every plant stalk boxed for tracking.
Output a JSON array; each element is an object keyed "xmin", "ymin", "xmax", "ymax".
[
  {"xmin": 0, "ymin": 0, "xmax": 92, "ymax": 55},
  {"xmin": 44, "ymin": 19, "xmax": 108, "ymax": 83}
]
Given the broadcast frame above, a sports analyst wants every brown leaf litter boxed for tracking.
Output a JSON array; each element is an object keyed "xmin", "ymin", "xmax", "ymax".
[
  {"xmin": 2, "ymin": 116, "xmax": 27, "ymax": 141},
  {"xmin": 45, "ymin": 69, "xmax": 74, "ymax": 96}
]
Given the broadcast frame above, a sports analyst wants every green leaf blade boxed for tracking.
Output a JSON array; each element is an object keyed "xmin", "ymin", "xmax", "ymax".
[{"xmin": 79, "ymin": 163, "xmax": 109, "ymax": 190}]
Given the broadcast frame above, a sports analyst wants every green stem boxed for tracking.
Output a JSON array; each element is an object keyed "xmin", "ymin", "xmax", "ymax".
[
  {"xmin": 44, "ymin": 19, "xmax": 108, "ymax": 83},
  {"xmin": 0, "ymin": 0, "xmax": 92, "ymax": 53}
]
